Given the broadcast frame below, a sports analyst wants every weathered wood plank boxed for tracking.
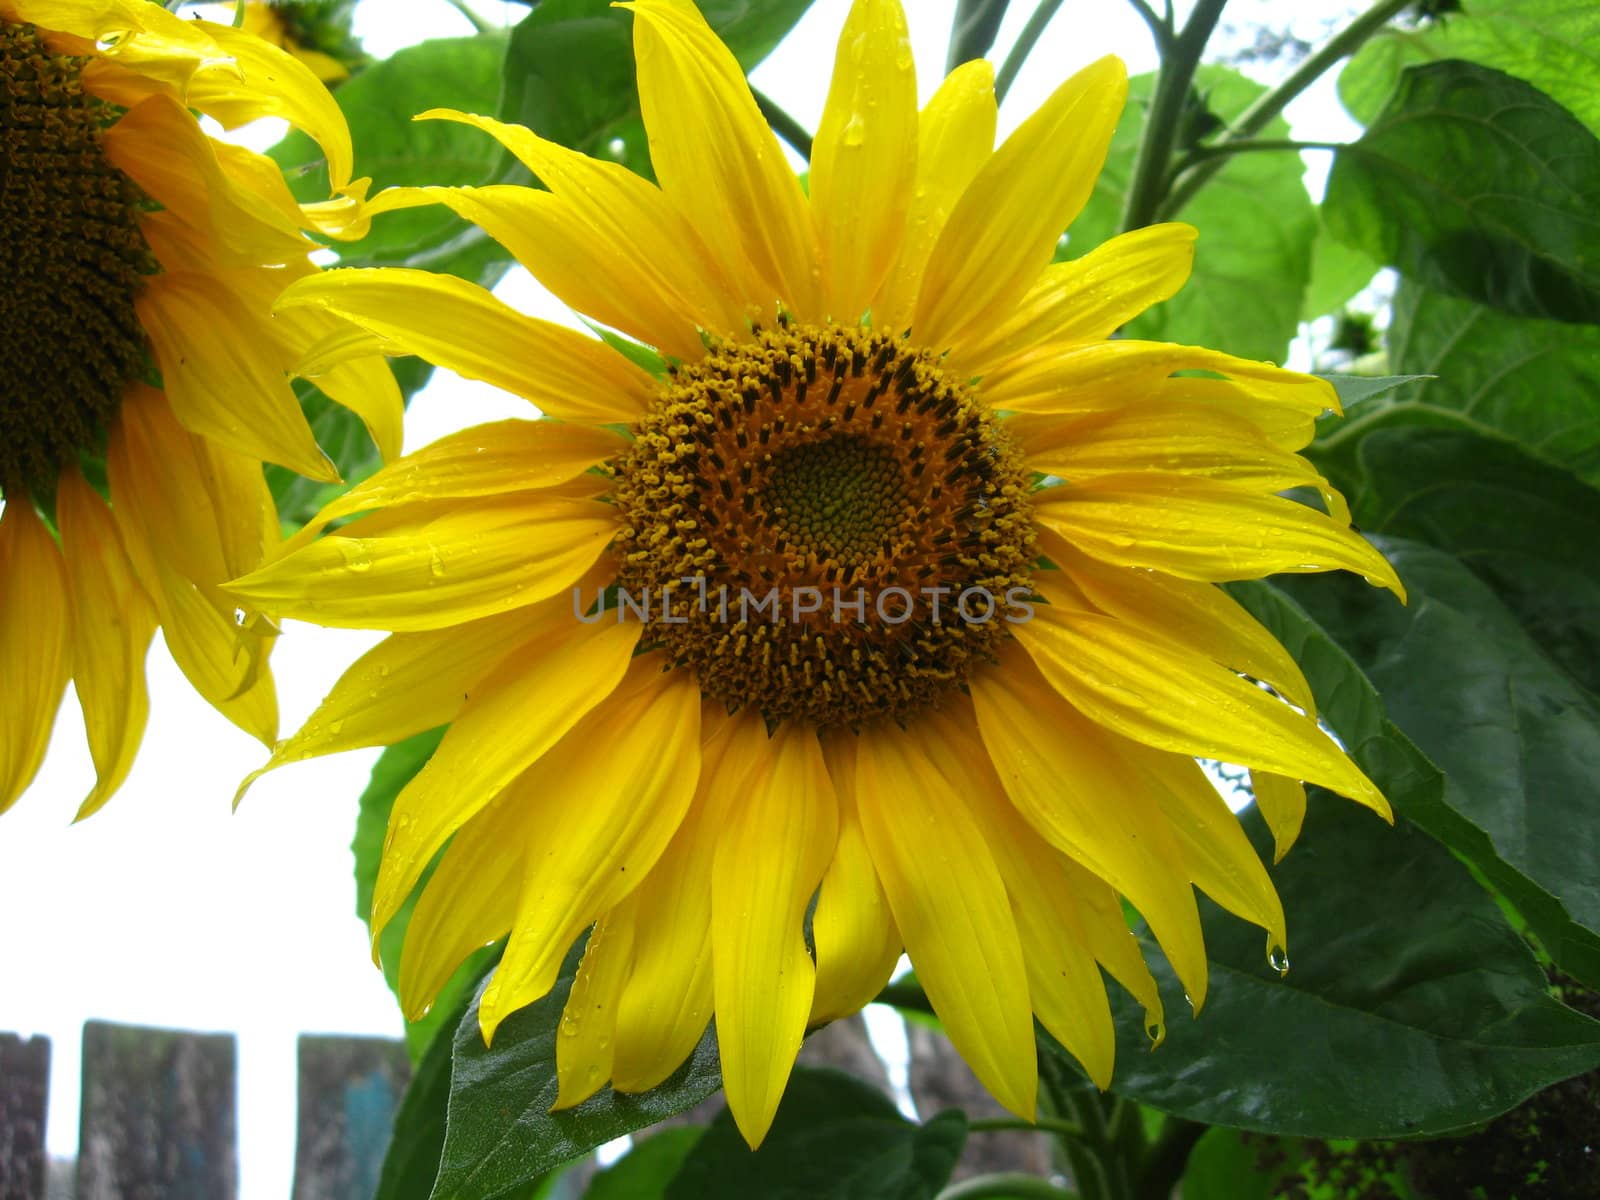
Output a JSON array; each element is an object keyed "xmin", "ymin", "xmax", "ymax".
[
  {"xmin": 0, "ymin": 1033, "xmax": 50, "ymax": 1200},
  {"xmin": 291, "ymin": 1035, "xmax": 410, "ymax": 1200},
  {"xmin": 76, "ymin": 1022, "xmax": 236, "ymax": 1200}
]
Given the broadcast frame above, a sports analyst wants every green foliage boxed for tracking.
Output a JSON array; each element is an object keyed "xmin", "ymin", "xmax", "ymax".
[
  {"xmin": 582, "ymin": 1128, "xmax": 706, "ymax": 1200},
  {"xmin": 664, "ymin": 1068, "xmax": 966, "ymax": 1200},
  {"xmin": 1070, "ymin": 67, "xmax": 1316, "ymax": 363},
  {"xmin": 1324, "ymin": 60, "xmax": 1600, "ymax": 324}
]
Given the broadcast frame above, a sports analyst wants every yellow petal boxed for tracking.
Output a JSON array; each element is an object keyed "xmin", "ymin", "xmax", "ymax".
[
  {"xmin": 855, "ymin": 721, "xmax": 1038, "ymax": 1119},
  {"xmin": 1054, "ymin": 853, "xmax": 1166, "ymax": 1044},
  {"xmin": 873, "ymin": 59, "xmax": 995, "ymax": 333},
  {"xmin": 810, "ymin": 729, "xmax": 901, "ymax": 1025},
  {"xmin": 1038, "ymin": 530, "xmax": 1316, "ymax": 715},
  {"xmin": 917, "ymin": 707, "xmax": 1117, "ymax": 1090},
  {"xmin": 1016, "ymin": 602, "xmax": 1390, "ymax": 817},
  {"xmin": 810, "ymin": 0, "xmax": 917, "ymax": 322},
  {"xmin": 970, "ymin": 645, "xmax": 1209, "ymax": 1009},
  {"xmin": 56, "ymin": 472, "xmax": 159, "ymax": 820},
  {"xmin": 712, "ymin": 718, "xmax": 839, "ymax": 1147},
  {"xmin": 611, "ymin": 705, "xmax": 742, "ymax": 1092},
  {"xmin": 554, "ymin": 896, "xmax": 638, "ymax": 1110},
  {"xmin": 624, "ymin": 0, "xmax": 820, "ymax": 323},
  {"xmin": 370, "ymin": 622, "xmax": 641, "ymax": 946},
  {"xmin": 1033, "ymin": 473, "xmax": 1405, "ymax": 597},
  {"xmin": 284, "ymin": 419, "xmax": 622, "ymax": 551},
  {"xmin": 137, "ymin": 272, "xmax": 337, "ymax": 482},
  {"xmin": 914, "ymin": 56, "xmax": 1127, "ymax": 349},
  {"xmin": 228, "ymin": 493, "xmax": 620, "ymax": 632},
  {"xmin": 276, "ymin": 267, "xmax": 654, "ymax": 425},
  {"xmin": 481, "ymin": 661, "xmax": 702, "ymax": 1041},
  {"xmin": 270, "ymin": 293, "xmax": 405, "ymax": 463},
  {"xmin": 954, "ymin": 223, "xmax": 1196, "ymax": 373},
  {"xmin": 0, "ymin": 499, "xmax": 72, "ymax": 814},
  {"xmin": 1251, "ymin": 771, "xmax": 1308, "ymax": 864}
]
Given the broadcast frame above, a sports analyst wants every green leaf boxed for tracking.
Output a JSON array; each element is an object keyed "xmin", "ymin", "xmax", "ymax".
[
  {"xmin": 375, "ymin": 981, "xmax": 473, "ymax": 1200},
  {"xmin": 1094, "ymin": 797, "xmax": 1600, "ymax": 1137},
  {"xmin": 1178, "ymin": 1128, "xmax": 1278, "ymax": 1200},
  {"xmin": 498, "ymin": 0, "xmax": 816, "ymax": 179},
  {"xmin": 1302, "ymin": 214, "xmax": 1381, "ymax": 320},
  {"xmin": 1324, "ymin": 60, "xmax": 1600, "ymax": 324},
  {"xmin": 664, "ymin": 1067, "xmax": 966, "ymax": 1200},
  {"xmin": 352, "ymin": 729, "xmax": 499, "ymax": 1061},
  {"xmin": 1338, "ymin": 0, "xmax": 1600, "ymax": 136},
  {"xmin": 582, "ymin": 1128, "xmax": 705, "ymax": 1200},
  {"xmin": 1318, "ymin": 374, "xmax": 1431, "ymax": 409},
  {"xmin": 431, "ymin": 966, "xmax": 724, "ymax": 1200},
  {"xmin": 1069, "ymin": 67, "xmax": 1316, "ymax": 363},
  {"xmin": 1319, "ymin": 283, "xmax": 1600, "ymax": 488}
]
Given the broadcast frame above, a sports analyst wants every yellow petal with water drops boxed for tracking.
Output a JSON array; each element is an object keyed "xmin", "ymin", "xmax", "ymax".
[
  {"xmin": 810, "ymin": 0, "xmax": 917, "ymax": 323},
  {"xmin": 1251, "ymin": 771, "xmax": 1309, "ymax": 864},
  {"xmin": 1016, "ymin": 602, "xmax": 1390, "ymax": 818},
  {"xmin": 397, "ymin": 789, "xmax": 525, "ymax": 1021},
  {"xmin": 554, "ymin": 896, "xmax": 639, "ymax": 1110},
  {"xmin": 712, "ymin": 719, "xmax": 839, "ymax": 1147},
  {"xmin": 370, "ymin": 621, "xmax": 641, "ymax": 947},
  {"xmin": 276, "ymin": 267, "xmax": 654, "ymax": 425},
  {"xmin": 855, "ymin": 722, "xmax": 1038, "ymax": 1119},
  {"xmin": 186, "ymin": 18, "xmax": 356, "ymax": 195},
  {"xmin": 137, "ymin": 273, "xmax": 336, "ymax": 482},
  {"xmin": 981, "ymin": 338, "xmax": 1337, "ymax": 426},
  {"xmin": 480, "ymin": 661, "xmax": 702, "ymax": 1042},
  {"xmin": 1037, "ymin": 530, "xmax": 1315, "ymax": 715},
  {"xmin": 918, "ymin": 707, "xmax": 1117, "ymax": 1089},
  {"xmin": 56, "ymin": 472, "xmax": 159, "ymax": 821},
  {"xmin": 1054, "ymin": 853, "xmax": 1166, "ymax": 1044},
  {"xmin": 228, "ymin": 493, "xmax": 620, "ymax": 633},
  {"xmin": 811, "ymin": 730, "xmax": 902, "ymax": 1025},
  {"xmin": 970, "ymin": 643, "xmax": 1209, "ymax": 1009},
  {"xmin": 624, "ymin": 0, "xmax": 820, "ymax": 323},
  {"xmin": 1033, "ymin": 473, "xmax": 1405, "ymax": 598},
  {"xmin": 9, "ymin": 0, "xmax": 210, "ymax": 48},
  {"xmin": 915, "ymin": 55, "xmax": 1127, "ymax": 349},
  {"xmin": 270, "ymin": 294, "xmax": 405, "ymax": 463},
  {"xmin": 954, "ymin": 223, "xmax": 1196, "ymax": 374},
  {"xmin": 0, "ymin": 500, "xmax": 72, "ymax": 815},
  {"xmin": 611, "ymin": 707, "xmax": 743, "ymax": 1093},
  {"xmin": 1137, "ymin": 749, "xmax": 1287, "ymax": 962},
  {"xmin": 873, "ymin": 59, "xmax": 995, "ymax": 333},
  {"xmin": 285, "ymin": 420, "xmax": 623, "ymax": 550}
]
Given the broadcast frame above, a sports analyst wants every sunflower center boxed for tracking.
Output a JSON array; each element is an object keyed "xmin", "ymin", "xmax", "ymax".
[
  {"xmin": 612, "ymin": 323, "xmax": 1037, "ymax": 728},
  {"xmin": 1, "ymin": 21, "xmax": 154, "ymax": 496}
]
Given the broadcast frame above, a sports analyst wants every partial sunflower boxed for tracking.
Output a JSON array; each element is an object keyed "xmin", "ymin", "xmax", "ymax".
[
  {"xmin": 0, "ymin": 0, "xmax": 400, "ymax": 818},
  {"xmin": 230, "ymin": 0, "xmax": 1404, "ymax": 1147},
  {"xmin": 235, "ymin": 2, "xmax": 362, "ymax": 85}
]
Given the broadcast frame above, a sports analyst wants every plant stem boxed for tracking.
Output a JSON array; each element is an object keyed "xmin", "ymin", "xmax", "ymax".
[
  {"xmin": 1118, "ymin": 0, "xmax": 1230, "ymax": 233},
  {"xmin": 949, "ymin": 0, "xmax": 1013, "ymax": 72},
  {"xmin": 1132, "ymin": 1117, "xmax": 1207, "ymax": 1200},
  {"xmin": 970, "ymin": 1116, "xmax": 1087, "ymax": 1139},
  {"xmin": 440, "ymin": 0, "xmax": 494, "ymax": 35},
  {"xmin": 1124, "ymin": 0, "xmax": 1172, "ymax": 51},
  {"xmin": 1181, "ymin": 136, "xmax": 1345, "ymax": 162},
  {"xmin": 995, "ymin": 0, "xmax": 1066, "ymax": 105},
  {"xmin": 937, "ymin": 1174, "xmax": 1079, "ymax": 1200},
  {"xmin": 1158, "ymin": 0, "xmax": 1410, "ymax": 218},
  {"xmin": 752, "ymin": 87, "xmax": 815, "ymax": 161},
  {"xmin": 873, "ymin": 980, "xmax": 935, "ymax": 1015}
]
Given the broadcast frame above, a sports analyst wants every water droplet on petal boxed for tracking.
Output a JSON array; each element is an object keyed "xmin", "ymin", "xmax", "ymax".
[{"xmin": 1269, "ymin": 944, "xmax": 1290, "ymax": 976}]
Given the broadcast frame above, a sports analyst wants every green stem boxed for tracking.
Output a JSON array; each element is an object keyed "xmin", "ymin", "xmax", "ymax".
[
  {"xmin": 970, "ymin": 1116, "xmax": 1087, "ymax": 1139},
  {"xmin": 439, "ymin": 0, "xmax": 494, "ymax": 35},
  {"xmin": 1132, "ymin": 1118, "xmax": 1207, "ymax": 1200},
  {"xmin": 936, "ymin": 1174, "xmax": 1078, "ymax": 1200},
  {"xmin": 1180, "ymin": 136, "xmax": 1345, "ymax": 163},
  {"xmin": 995, "ymin": 0, "xmax": 1066, "ymax": 105},
  {"xmin": 873, "ymin": 980, "xmax": 935, "ymax": 1015},
  {"xmin": 1124, "ymin": 0, "xmax": 1172, "ymax": 50},
  {"xmin": 1118, "ymin": 0, "xmax": 1230, "ymax": 233},
  {"xmin": 1158, "ymin": 0, "xmax": 1410, "ymax": 218},
  {"xmin": 949, "ymin": 0, "xmax": 1013, "ymax": 72},
  {"xmin": 752, "ymin": 87, "xmax": 815, "ymax": 161}
]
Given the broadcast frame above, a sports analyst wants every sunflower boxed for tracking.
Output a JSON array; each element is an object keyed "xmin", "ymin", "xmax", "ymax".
[
  {"xmin": 236, "ymin": 2, "xmax": 358, "ymax": 85},
  {"xmin": 229, "ymin": 0, "xmax": 1404, "ymax": 1147},
  {"xmin": 0, "ymin": 0, "xmax": 399, "ymax": 818}
]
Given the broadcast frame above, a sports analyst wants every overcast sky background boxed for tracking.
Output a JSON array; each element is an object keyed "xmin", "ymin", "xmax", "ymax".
[{"xmin": 0, "ymin": 1, "xmax": 1363, "ymax": 1193}]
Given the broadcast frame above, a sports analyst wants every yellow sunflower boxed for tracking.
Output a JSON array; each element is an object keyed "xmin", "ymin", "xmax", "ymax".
[
  {"xmin": 236, "ymin": 2, "xmax": 353, "ymax": 85},
  {"xmin": 229, "ymin": 0, "xmax": 1403, "ymax": 1146},
  {"xmin": 0, "ymin": 0, "xmax": 399, "ymax": 818}
]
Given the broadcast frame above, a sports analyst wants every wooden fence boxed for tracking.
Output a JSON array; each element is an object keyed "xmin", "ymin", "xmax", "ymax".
[{"xmin": 0, "ymin": 1026, "xmax": 409, "ymax": 1200}]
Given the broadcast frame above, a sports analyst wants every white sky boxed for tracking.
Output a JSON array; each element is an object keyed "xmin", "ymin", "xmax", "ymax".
[{"xmin": 0, "ymin": 2, "xmax": 1364, "ymax": 1194}]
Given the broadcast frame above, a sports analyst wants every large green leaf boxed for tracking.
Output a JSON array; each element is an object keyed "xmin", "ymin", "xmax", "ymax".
[
  {"xmin": 374, "ymin": 983, "xmax": 472, "ymax": 1200},
  {"xmin": 1096, "ymin": 798, "xmax": 1600, "ymax": 1136},
  {"xmin": 1324, "ymin": 60, "xmax": 1600, "ymax": 324},
  {"xmin": 1301, "ymin": 214, "xmax": 1381, "ymax": 320},
  {"xmin": 498, "ymin": 0, "xmax": 816, "ymax": 179},
  {"xmin": 431, "ymin": 969, "xmax": 724, "ymax": 1200},
  {"xmin": 582, "ymin": 1128, "xmax": 705, "ymax": 1200},
  {"xmin": 1069, "ymin": 67, "xmax": 1316, "ymax": 363},
  {"xmin": 1339, "ymin": 0, "xmax": 1600, "ymax": 136},
  {"xmin": 664, "ymin": 1068, "xmax": 966, "ymax": 1200}
]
